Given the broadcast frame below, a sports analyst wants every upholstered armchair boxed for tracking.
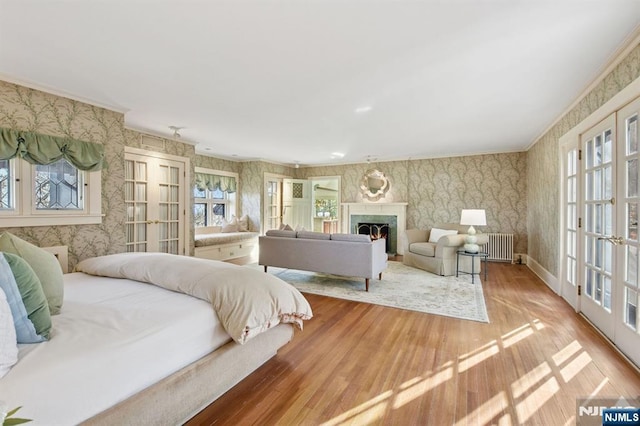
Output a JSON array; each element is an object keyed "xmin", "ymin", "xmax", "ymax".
[{"xmin": 403, "ymin": 223, "xmax": 489, "ymax": 276}]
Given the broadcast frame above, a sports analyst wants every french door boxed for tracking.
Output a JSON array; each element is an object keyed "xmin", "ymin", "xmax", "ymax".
[
  {"xmin": 124, "ymin": 149, "xmax": 187, "ymax": 255},
  {"xmin": 580, "ymin": 114, "xmax": 616, "ymax": 338},
  {"xmin": 264, "ymin": 174, "xmax": 284, "ymax": 233},
  {"xmin": 571, "ymin": 99, "xmax": 640, "ymax": 367},
  {"xmin": 615, "ymin": 98, "xmax": 640, "ymax": 366}
]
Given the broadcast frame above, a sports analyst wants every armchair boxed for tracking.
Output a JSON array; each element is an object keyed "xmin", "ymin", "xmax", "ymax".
[{"xmin": 403, "ymin": 223, "xmax": 489, "ymax": 276}]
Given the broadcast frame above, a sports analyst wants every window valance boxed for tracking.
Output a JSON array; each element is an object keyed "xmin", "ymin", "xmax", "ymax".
[
  {"xmin": 195, "ymin": 172, "xmax": 237, "ymax": 193},
  {"xmin": 0, "ymin": 127, "xmax": 106, "ymax": 171}
]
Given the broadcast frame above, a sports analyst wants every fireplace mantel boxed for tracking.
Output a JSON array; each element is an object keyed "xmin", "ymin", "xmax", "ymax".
[{"xmin": 341, "ymin": 202, "xmax": 407, "ymax": 255}]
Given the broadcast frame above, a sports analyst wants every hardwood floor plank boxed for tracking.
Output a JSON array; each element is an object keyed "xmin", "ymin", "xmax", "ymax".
[{"xmin": 186, "ymin": 262, "xmax": 640, "ymax": 426}]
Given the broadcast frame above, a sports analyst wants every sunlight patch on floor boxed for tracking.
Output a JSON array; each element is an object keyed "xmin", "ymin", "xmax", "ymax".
[
  {"xmin": 320, "ymin": 391, "xmax": 392, "ymax": 426},
  {"xmin": 392, "ymin": 367, "xmax": 453, "ymax": 409},
  {"xmin": 511, "ymin": 362, "xmax": 553, "ymax": 399},
  {"xmin": 552, "ymin": 340, "xmax": 582, "ymax": 366},
  {"xmin": 322, "ymin": 320, "xmax": 597, "ymax": 425},
  {"xmin": 458, "ymin": 340, "xmax": 499, "ymax": 373},
  {"xmin": 515, "ymin": 377, "xmax": 560, "ymax": 423},
  {"xmin": 560, "ymin": 351, "xmax": 592, "ymax": 383},
  {"xmin": 454, "ymin": 391, "xmax": 509, "ymax": 426},
  {"xmin": 502, "ymin": 324, "xmax": 534, "ymax": 348},
  {"xmin": 532, "ymin": 318, "xmax": 544, "ymax": 330}
]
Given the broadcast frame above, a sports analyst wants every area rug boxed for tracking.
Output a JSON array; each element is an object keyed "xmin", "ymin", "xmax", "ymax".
[{"xmin": 263, "ymin": 261, "xmax": 489, "ymax": 323}]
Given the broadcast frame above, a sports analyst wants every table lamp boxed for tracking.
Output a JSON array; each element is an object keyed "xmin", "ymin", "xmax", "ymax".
[{"xmin": 460, "ymin": 209, "xmax": 486, "ymax": 253}]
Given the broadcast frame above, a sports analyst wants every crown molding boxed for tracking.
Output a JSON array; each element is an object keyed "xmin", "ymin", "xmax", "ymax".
[{"xmin": 527, "ymin": 24, "xmax": 640, "ymax": 151}]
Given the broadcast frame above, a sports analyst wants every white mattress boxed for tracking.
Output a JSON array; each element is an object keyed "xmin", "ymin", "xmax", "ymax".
[{"xmin": 0, "ymin": 272, "xmax": 231, "ymax": 425}]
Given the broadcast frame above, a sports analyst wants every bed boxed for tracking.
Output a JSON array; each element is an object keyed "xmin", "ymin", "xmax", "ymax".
[{"xmin": 0, "ymin": 250, "xmax": 312, "ymax": 425}]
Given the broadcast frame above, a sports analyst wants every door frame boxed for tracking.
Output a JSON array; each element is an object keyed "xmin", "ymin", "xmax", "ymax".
[
  {"xmin": 558, "ymin": 76, "xmax": 640, "ymax": 302},
  {"xmin": 559, "ymin": 141, "xmax": 579, "ymax": 310},
  {"xmin": 263, "ymin": 172, "xmax": 290, "ymax": 235},
  {"xmin": 124, "ymin": 147, "xmax": 191, "ymax": 255}
]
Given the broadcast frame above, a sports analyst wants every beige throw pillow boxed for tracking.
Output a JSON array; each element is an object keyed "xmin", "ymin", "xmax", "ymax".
[{"xmin": 428, "ymin": 228, "xmax": 458, "ymax": 243}]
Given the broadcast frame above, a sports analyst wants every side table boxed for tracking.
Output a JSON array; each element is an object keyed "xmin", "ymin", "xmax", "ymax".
[{"xmin": 456, "ymin": 250, "xmax": 488, "ymax": 284}]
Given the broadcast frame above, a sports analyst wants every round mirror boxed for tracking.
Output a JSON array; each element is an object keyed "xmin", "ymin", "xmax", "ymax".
[{"xmin": 360, "ymin": 169, "xmax": 390, "ymax": 200}]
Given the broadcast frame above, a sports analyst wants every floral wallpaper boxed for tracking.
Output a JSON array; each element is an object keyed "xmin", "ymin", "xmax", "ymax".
[
  {"xmin": 238, "ymin": 161, "xmax": 295, "ymax": 232},
  {"xmin": 527, "ymin": 42, "xmax": 640, "ymax": 276},
  {"xmin": 0, "ymin": 81, "xmax": 127, "ymax": 269},
  {"xmin": 298, "ymin": 153, "xmax": 528, "ymax": 255},
  {"xmin": 0, "ymin": 80, "xmax": 199, "ymax": 268}
]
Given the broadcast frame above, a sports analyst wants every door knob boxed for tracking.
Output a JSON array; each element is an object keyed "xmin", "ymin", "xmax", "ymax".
[{"xmin": 597, "ymin": 235, "xmax": 625, "ymax": 245}]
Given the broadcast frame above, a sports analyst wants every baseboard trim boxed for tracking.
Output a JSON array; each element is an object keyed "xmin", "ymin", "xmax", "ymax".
[{"xmin": 526, "ymin": 257, "xmax": 559, "ymax": 294}]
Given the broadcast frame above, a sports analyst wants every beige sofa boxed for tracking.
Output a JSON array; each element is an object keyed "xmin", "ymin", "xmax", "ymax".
[
  {"xmin": 403, "ymin": 223, "xmax": 489, "ymax": 276},
  {"xmin": 259, "ymin": 230, "xmax": 388, "ymax": 291}
]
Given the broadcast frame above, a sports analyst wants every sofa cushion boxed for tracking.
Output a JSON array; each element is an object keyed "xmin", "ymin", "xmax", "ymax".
[
  {"xmin": 265, "ymin": 230, "xmax": 297, "ymax": 238},
  {"xmin": 296, "ymin": 231, "xmax": 331, "ymax": 240},
  {"xmin": 330, "ymin": 233, "xmax": 371, "ymax": 243},
  {"xmin": 428, "ymin": 228, "xmax": 458, "ymax": 243},
  {"xmin": 410, "ymin": 242, "xmax": 436, "ymax": 257}
]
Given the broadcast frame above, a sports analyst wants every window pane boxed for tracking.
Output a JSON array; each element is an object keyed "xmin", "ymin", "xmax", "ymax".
[
  {"xmin": 212, "ymin": 203, "xmax": 225, "ymax": 224},
  {"xmin": 212, "ymin": 188, "xmax": 224, "ymax": 199},
  {"xmin": 0, "ymin": 159, "xmax": 12, "ymax": 209},
  {"xmin": 194, "ymin": 186, "xmax": 206, "ymax": 198},
  {"xmin": 594, "ymin": 169, "xmax": 602, "ymax": 200},
  {"xmin": 627, "ymin": 245, "xmax": 638, "ymax": 286},
  {"xmin": 628, "ymin": 203, "xmax": 638, "ymax": 241},
  {"xmin": 628, "ymin": 159, "xmax": 638, "ymax": 197},
  {"xmin": 603, "ymin": 130, "xmax": 612, "ymax": 163},
  {"xmin": 194, "ymin": 203, "xmax": 206, "ymax": 227},
  {"xmin": 626, "ymin": 288, "xmax": 638, "ymax": 330},
  {"xmin": 35, "ymin": 159, "xmax": 82, "ymax": 210},
  {"xmin": 603, "ymin": 276, "xmax": 611, "ymax": 310},
  {"xmin": 628, "ymin": 114, "xmax": 638, "ymax": 155},
  {"xmin": 594, "ymin": 135, "xmax": 602, "ymax": 165}
]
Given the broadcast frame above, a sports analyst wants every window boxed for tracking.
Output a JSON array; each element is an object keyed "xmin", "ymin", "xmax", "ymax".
[
  {"xmin": 193, "ymin": 168, "xmax": 237, "ymax": 227},
  {"xmin": 35, "ymin": 159, "xmax": 83, "ymax": 210},
  {"xmin": 0, "ymin": 157, "xmax": 101, "ymax": 226},
  {"xmin": 0, "ymin": 159, "xmax": 13, "ymax": 209}
]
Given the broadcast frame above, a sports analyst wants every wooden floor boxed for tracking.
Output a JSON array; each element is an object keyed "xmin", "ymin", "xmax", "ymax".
[{"xmin": 187, "ymin": 262, "xmax": 640, "ymax": 425}]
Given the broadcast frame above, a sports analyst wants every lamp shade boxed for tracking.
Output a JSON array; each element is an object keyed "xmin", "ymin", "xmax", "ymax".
[{"xmin": 460, "ymin": 209, "xmax": 487, "ymax": 226}]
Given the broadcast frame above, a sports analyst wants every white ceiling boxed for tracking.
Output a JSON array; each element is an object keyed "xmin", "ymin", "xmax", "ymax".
[{"xmin": 1, "ymin": 1, "xmax": 639, "ymax": 166}]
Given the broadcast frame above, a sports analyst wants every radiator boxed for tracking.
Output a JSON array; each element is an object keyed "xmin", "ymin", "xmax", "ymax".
[{"xmin": 486, "ymin": 233, "xmax": 514, "ymax": 262}]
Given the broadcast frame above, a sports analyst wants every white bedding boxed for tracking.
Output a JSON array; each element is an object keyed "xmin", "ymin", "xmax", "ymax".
[
  {"xmin": 75, "ymin": 252, "xmax": 313, "ymax": 343},
  {"xmin": 0, "ymin": 272, "xmax": 230, "ymax": 425}
]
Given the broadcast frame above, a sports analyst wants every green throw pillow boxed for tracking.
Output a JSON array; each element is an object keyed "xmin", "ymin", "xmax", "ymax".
[
  {"xmin": 0, "ymin": 232, "xmax": 64, "ymax": 315},
  {"xmin": 3, "ymin": 252, "xmax": 52, "ymax": 340}
]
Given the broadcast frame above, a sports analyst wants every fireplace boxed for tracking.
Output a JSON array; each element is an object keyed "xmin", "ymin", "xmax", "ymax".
[
  {"xmin": 351, "ymin": 214, "xmax": 397, "ymax": 254},
  {"xmin": 341, "ymin": 202, "xmax": 407, "ymax": 255},
  {"xmin": 357, "ymin": 222, "xmax": 390, "ymax": 252}
]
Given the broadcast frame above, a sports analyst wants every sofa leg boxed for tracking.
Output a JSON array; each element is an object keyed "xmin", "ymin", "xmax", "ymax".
[
  {"xmin": 365, "ymin": 278, "xmax": 369, "ymax": 292},
  {"xmin": 264, "ymin": 265, "xmax": 267, "ymax": 273},
  {"xmin": 378, "ymin": 272, "xmax": 382, "ymax": 280}
]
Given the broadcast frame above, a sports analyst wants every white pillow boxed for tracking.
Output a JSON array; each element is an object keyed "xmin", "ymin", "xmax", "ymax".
[
  {"xmin": 0, "ymin": 286, "xmax": 18, "ymax": 379},
  {"xmin": 221, "ymin": 217, "xmax": 239, "ymax": 233},
  {"xmin": 236, "ymin": 215, "xmax": 250, "ymax": 232},
  {"xmin": 428, "ymin": 228, "xmax": 458, "ymax": 243}
]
